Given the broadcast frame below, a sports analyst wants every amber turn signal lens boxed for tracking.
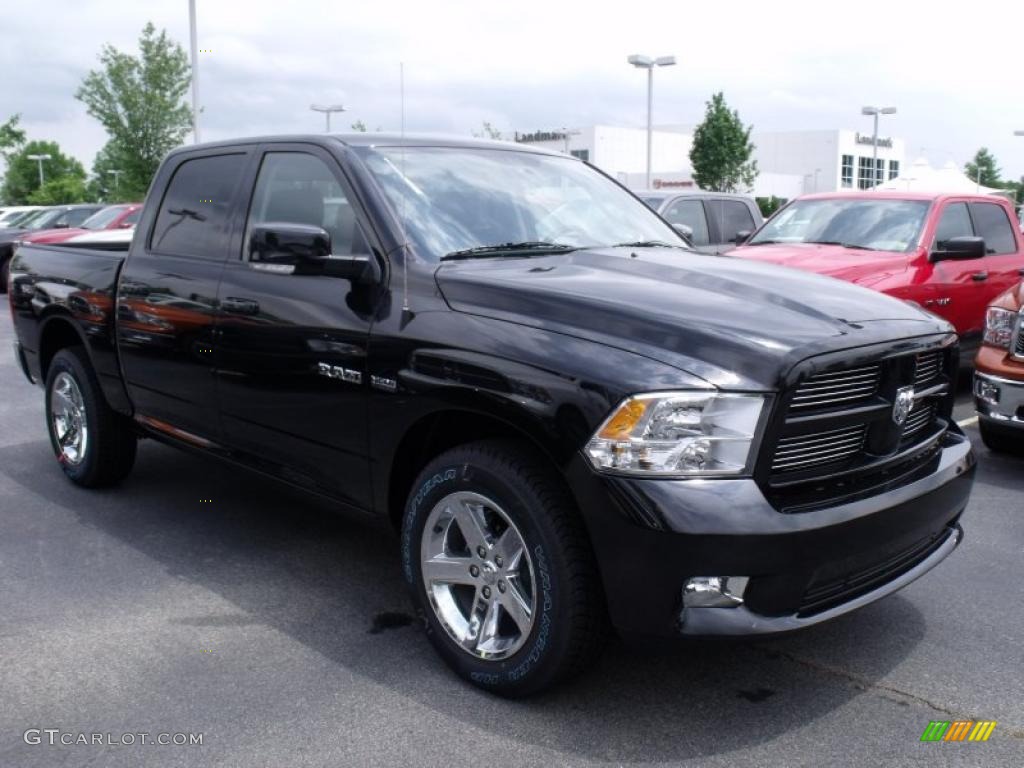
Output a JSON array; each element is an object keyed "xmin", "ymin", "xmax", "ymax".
[{"xmin": 598, "ymin": 398, "xmax": 648, "ymax": 440}]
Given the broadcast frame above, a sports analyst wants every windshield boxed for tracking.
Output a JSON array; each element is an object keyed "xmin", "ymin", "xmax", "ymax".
[
  {"xmin": 749, "ymin": 198, "xmax": 930, "ymax": 253},
  {"xmin": 81, "ymin": 205, "xmax": 124, "ymax": 230},
  {"xmin": 22, "ymin": 208, "xmax": 65, "ymax": 230},
  {"xmin": 356, "ymin": 146, "xmax": 688, "ymax": 261}
]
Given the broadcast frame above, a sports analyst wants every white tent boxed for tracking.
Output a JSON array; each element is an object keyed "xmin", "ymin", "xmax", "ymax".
[{"xmin": 874, "ymin": 157, "xmax": 1009, "ymax": 197}]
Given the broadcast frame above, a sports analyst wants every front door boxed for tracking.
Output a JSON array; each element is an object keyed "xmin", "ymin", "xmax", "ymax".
[
  {"xmin": 117, "ymin": 149, "xmax": 252, "ymax": 441},
  {"xmin": 214, "ymin": 145, "xmax": 376, "ymax": 509}
]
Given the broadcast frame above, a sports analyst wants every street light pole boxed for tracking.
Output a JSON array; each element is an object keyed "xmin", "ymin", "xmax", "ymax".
[
  {"xmin": 107, "ymin": 169, "xmax": 124, "ymax": 198},
  {"xmin": 559, "ymin": 127, "xmax": 581, "ymax": 155},
  {"xmin": 26, "ymin": 154, "xmax": 51, "ymax": 186},
  {"xmin": 628, "ymin": 54, "xmax": 676, "ymax": 188},
  {"xmin": 310, "ymin": 104, "xmax": 346, "ymax": 132},
  {"xmin": 189, "ymin": 0, "xmax": 200, "ymax": 143},
  {"xmin": 861, "ymin": 105, "xmax": 896, "ymax": 188}
]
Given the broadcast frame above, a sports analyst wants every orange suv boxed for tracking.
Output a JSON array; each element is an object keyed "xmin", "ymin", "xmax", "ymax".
[{"xmin": 975, "ymin": 282, "xmax": 1024, "ymax": 452}]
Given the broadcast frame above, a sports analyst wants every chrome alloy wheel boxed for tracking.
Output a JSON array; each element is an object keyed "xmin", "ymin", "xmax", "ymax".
[
  {"xmin": 50, "ymin": 372, "xmax": 89, "ymax": 465},
  {"xmin": 421, "ymin": 491, "xmax": 537, "ymax": 660}
]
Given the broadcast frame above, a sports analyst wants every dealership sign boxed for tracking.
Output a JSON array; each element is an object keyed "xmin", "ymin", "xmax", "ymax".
[{"xmin": 855, "ymin": 133, "xmax": 894, "ymax": 149}]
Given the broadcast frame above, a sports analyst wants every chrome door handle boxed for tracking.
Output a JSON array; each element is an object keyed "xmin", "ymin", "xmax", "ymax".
[
  {"xmin": 971, "ymin": 271, "xmax": 988, "ymax": 282},
  {"xmin": 221, "ymin": 297, "xmax": 260, "ymax": 315}
]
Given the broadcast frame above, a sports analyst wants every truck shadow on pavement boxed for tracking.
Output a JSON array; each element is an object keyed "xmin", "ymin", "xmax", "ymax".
[{"xmin": 3, "ymin": 439, "xmax": 929, "ymax": 763}]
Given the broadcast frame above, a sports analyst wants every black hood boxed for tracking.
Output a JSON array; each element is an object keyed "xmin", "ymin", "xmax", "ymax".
[{"xmin": 436, "ymin": 247, "xmax": 952, "ymax": 390}]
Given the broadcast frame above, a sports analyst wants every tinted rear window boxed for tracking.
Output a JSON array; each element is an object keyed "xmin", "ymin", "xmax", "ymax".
[
  {"xmin": 151, "ymin": 153, "xmax": 247, "ymax": 259},
  {"xmin": 969, "ymin": 202, "xmax": 1017, "ymax": 255}
]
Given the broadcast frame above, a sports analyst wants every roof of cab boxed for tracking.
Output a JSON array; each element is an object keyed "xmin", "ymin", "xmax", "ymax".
[
  {"xmin": 796, "ymin": 190, "xmax": 1006, "ymax": 203},
  {"xmin": 165, "ymin": 133, "xmax": 569, "ymax": 159}
]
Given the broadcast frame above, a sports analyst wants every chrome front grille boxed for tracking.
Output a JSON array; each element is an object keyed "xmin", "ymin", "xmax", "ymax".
[
  {"xmin": 902, "ymin": 401, "xmax": 936, "ymax": 440},
  {"xmin": 767, "ymin": 346, "xmax": 951, "ymax": 489},
  {"xmin": 914, "ymin": 351, "xmax": 940, "ymax": 387},
  {"xmin": 1015, "ymin": 317, "xmax": 1024, "ymax": 357},
  {"xmin": 789, "ymin": 364, "xmax": 881, "ymax": 410},
  {"xmin": 771, "ymin": 425, "xmax": 866, "ymax": 473}
]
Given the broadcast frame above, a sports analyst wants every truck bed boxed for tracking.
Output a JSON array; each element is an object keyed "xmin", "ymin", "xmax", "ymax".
[{"xmin": 9, "ymin": 242, "xmax": 129, "ymax": 413}]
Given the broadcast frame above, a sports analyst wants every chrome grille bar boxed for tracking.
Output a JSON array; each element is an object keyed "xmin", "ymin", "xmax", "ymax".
[
  {"xmin": 790, "ymin": 364, "xmax": 881, "ymax": 410},
  {"xmin": 771, "ymin": 425, "xmax": 865, "ymax": 472}
]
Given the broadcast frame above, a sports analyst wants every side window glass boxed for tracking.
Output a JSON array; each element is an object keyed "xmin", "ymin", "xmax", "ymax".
[
  {"xmin": 663, "ymin": 199, "xmax": 709, "ymax": 246},
  {"xmin": 721, "ymin": 200, "xmax": 756, "ymax": 241},
  {"xmin": 122, "ymin": 209, "xmax": 142, "ymax": 226},
  {"xmin": 969, "ymin": 202, "xmax": 1016, "ymax": 255},
  {"xmin": 151, "ymin": 153, "xmax": 247, "ymax": 259},
  {"xmin": 933, "ymin": 202, "xmax": 973, "ymax": 247},
  {"xmin": 247, "ymin": 152, "xmax": 361, "ymax": 256}
]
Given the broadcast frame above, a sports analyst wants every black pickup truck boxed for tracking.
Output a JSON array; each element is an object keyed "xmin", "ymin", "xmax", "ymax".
[{"xmin": 8, "ymin": 134, "xmax": 975, "ymax": 696}]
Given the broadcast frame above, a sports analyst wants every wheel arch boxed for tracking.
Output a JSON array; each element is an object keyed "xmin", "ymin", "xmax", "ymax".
[{"xmin": 384, "ymin": 406, "xmax": 573, "ymax": 531}]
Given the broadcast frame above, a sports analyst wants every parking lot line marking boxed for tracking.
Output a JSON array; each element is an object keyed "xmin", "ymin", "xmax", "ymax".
[{"xmin": 956, "ymin": 416, "xmax": 979, "ymax": 428}]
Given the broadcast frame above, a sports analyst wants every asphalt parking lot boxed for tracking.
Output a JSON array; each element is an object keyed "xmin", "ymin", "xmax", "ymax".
[{"xmin": 1, "ymin": 312, "xmax": 1022, "ymax": 768}]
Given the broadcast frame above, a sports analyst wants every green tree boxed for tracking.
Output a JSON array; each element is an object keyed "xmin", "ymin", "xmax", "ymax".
[
  {"xmin": 28, "ymin": 176, "xmax": 89, "ymax": 205},
  {"xmin": 76, "ymin": 22, "xmax": 192, "ymax": 202},
  {"xmin": 0, "ymin": 114, "xmax": 27, "ymax": 204},
  {"xmin": 999, "ymin": 174, "xmax": 1023, "ymax": 204},
  {"xmin": 0, "ymin": 114, "xmax": 25, "ymax": 159},
  {"xmin": 1, "ymin": 140, "xmax": 86, "ymax": 204},
  {"xmin": 755, "ymin": 196, "xmax": 785, "ymax": 218},
  {"xmin": 964, "ymin": 147, "xmax": 1001, "ymax": 188},
  {"xmin": 86, "ymin": 141, "xmax": 137, "ymax": 202},
  {"xmin": 351, "ymin": 120, "xmax": 368, "ymax": 132},
  {"xmin": 689, "ymin": 92, "xmax": 758, "ymax": 192}
]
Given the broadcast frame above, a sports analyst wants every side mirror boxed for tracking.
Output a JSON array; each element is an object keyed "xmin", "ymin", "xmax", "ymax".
[
  {"xmin": 931, "ymin": 236, "xmax": 986, "ymax": 261},
  {"xmin": 733, "ymin": 229, "xmax": 753, "ymax": 244},
  {"xmin": 249, "ymin": 222, "xmax": 373, "ymax": 282},
  {"xmin": 671, "ymin": 223, "xmax": 694, "ymax": 245}
]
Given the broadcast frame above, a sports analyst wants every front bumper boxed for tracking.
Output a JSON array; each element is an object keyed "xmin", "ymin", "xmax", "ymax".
[
  {"xmin": 975, "ymin": 371, "xmax": 1024, "ymax": 429},
  {"xmin": 567, "ymin": 428, "xmax": 975, "ymax": 639}
]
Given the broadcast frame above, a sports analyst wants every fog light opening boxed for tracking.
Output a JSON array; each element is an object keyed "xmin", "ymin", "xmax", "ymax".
[
  {"xmin": 682, "ymin": 576, "xmax": 749, "ymax": 609},
  {"xmin": 975, "ymin": 379, "xmax": 1000, "ymax": 406}
]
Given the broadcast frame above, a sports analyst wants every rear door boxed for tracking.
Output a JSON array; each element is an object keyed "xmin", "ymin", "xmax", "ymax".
[
  {"xmin": 213, "ymin": 143, "xmax": 376, "ymax": 509},
  {"xmin": 706, "ymin": 198, "xmax": 758, "ymax": 254},
  {"xmin": 117, "ymin": 148, "xmax": 253, "ymax": 441}
]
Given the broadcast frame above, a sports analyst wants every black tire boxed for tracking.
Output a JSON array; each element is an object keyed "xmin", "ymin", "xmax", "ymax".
[
  {"xmin": 0, "ymin": 256, "xmax": 9, "ymax": 295},
  {"xmin": 401, "ymin": 439, "xmax": 606, "ymax": 697},
  {"xmin": 979, "ymin": 419, "xmax": 1024, "ymax": 455},
  {"xmin": 44, "ymin": 346, "xmax": 137, "ymax": 487}
]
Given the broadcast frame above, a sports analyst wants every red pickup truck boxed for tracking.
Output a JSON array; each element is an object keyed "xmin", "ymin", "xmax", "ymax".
[{"xmin": 731, "ymin": 192, "xmax": 1024, "ymax": 362}]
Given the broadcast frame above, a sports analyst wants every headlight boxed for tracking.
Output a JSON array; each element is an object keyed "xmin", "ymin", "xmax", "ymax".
[
  {"xmin": 983, "ymin": 307, "xmax": 1020, "ymax": 349},
  {"xmin": 585, "ymin": 391, "xmax": 766, "ymax": 477}
]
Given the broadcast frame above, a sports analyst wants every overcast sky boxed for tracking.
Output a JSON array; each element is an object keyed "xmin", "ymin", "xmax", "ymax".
[{"xmin": 2, "ymin": 0, "xmax": 1023, "ymax": 180}]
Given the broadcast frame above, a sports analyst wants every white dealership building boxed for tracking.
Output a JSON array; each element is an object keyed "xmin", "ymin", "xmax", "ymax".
[{"xmin": 513, "ymin": 126, "xmax": 906, "ymax": 200}]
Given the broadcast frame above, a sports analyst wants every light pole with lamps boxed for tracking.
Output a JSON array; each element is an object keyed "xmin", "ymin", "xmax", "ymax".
[
  {"xmin": 861, "ymin": 105, "xmax": 896, "ymax": 187},
  {"xmin": 310, "ymin": 104, "xmax": 346, "ymax": 132},
  {"xmin": 628, "ymin": 54, "xmax": 676, "ymax": 189},
  {"xmin": 26, "ymin": 154, "xmax": 51, "ymax": 187}
]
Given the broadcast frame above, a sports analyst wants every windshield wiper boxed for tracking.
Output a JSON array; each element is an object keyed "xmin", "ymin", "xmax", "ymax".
[
  {"xmin": 807, "ymin": 240, "xmax": 878, "ymax": 251},
  {"xmin": 606, "ymin": 240, "xmax": 691, "ymax": 250},
  {"xmin": 440, "ymin": 242, "xmax": 578, "ymax": 261}
]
